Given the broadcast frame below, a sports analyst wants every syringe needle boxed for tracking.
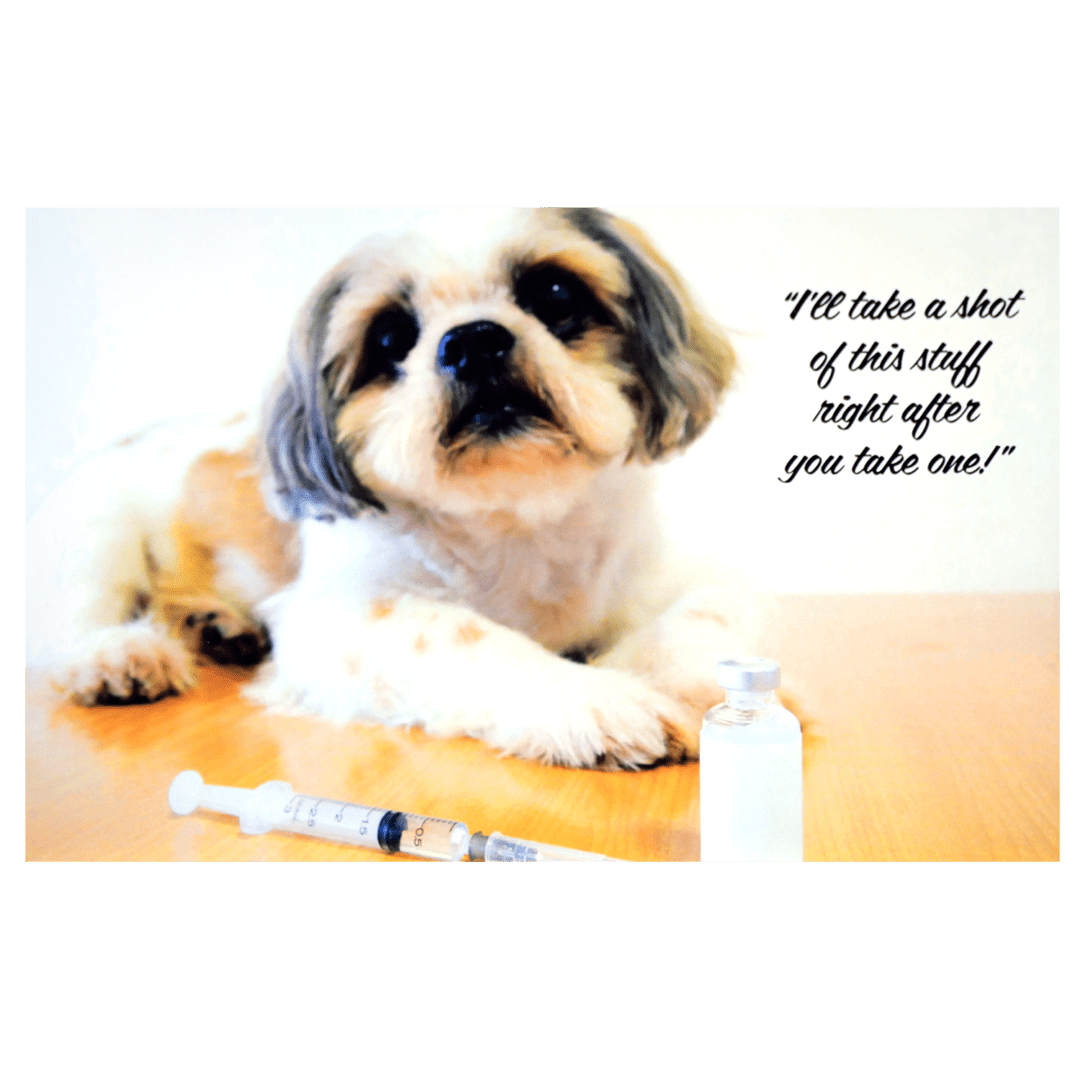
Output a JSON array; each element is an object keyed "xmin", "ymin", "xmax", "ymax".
[{"xmin": 468, "ymin": 831, "xmax": 622, "ymax": 862}]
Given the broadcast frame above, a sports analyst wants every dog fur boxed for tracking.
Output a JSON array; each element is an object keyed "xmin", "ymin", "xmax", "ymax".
[{"xmin": 28, "ymin": 208, "xmax": 749, "ymax": 768}]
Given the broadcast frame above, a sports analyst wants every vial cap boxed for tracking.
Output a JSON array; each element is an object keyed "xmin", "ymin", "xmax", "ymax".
[{"xmin": 715, "ymin": 657, "xmax": 780, "ymax": 691}]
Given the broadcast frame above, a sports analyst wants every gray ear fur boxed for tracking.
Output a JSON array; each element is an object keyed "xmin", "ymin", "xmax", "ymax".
[
  {"xmin": 565, "ymin": 208, "xmax": 736, "ymax": 458},
  {"xmin": 262, "ymin": 271, "xmax": 385, "ymax": 521}
]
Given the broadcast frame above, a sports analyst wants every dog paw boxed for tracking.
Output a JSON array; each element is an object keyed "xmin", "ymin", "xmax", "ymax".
[
  {"xmin": 59, "ymin": 622, "xmax": 197, "ymax": 706},
  {"xmin": 182, "ymin": 610, "xmax": 271, "ymax": 667},
  {"xmin": 495, "ymin": 665, "xmax": 700, "ymax": 770}
]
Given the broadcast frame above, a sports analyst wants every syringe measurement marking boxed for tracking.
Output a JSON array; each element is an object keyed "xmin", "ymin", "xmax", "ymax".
[
  {"xmin": 334, "ymin": 801, "xmax": 380, "ymax": 838},
  {"xmin": 276, "ymin": 794, "xmax": 457, "ymax": 851},
  {"xmin": 410, "ymin": 815, "xmax": 464, "ymax": 850},
  {"xmin": 305, "ymin": 798, "xmax": 384, "ymax": 840}
]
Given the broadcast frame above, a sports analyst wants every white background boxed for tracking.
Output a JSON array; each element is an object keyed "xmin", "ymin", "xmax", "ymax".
[{"xmin": 26, "ymin": 206, "xmax": 1058, "ymax": 593}]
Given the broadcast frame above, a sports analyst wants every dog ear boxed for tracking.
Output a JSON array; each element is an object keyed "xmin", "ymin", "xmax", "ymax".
[
  {"xmin": 260, "ymin": 268, "xmax": 386, "ymax": 521},
  {"xmin": 565, "ymin": 209, "xmax": 737, "ymax": 459}
]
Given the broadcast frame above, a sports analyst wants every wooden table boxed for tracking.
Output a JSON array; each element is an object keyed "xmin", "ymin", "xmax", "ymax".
[{"xmin": 25, "ymin": 593, "xmax": 1059, "ymax": 862}]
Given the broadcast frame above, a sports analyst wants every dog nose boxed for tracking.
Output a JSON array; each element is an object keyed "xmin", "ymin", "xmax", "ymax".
[{"xmin": 437, "ymin": 321, "xmax": 515, "ymax": 383}]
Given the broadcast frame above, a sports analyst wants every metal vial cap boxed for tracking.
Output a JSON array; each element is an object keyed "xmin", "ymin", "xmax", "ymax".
[{"xmin": 715, "ymin": 657, "xmax": 781, "ymax": 691}]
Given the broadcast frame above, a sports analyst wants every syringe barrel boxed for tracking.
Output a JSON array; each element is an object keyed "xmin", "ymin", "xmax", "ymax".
[
  {"xmin": 478, "ymin": 831, "xmax": 620, "ymax": 862},
  {"xmin": 260, "ymin": 791, "xmax": 470, "ymax": 861}
]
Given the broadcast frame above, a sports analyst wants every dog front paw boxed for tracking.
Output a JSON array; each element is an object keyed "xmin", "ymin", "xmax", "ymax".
[
  {"xmin": 58, "ymin": 622, "xmax": 197, "ymax": 706},
  {"xmin": 491, "ymin": 665, "xmax": 700, "ymax": 770},
  {"xmin": 587, "ymin": 670, "xmax": 701, "ymax": 769},
  {"xmin": 182, "ymin": 610, "xmax": 271, "ymax": 667}
]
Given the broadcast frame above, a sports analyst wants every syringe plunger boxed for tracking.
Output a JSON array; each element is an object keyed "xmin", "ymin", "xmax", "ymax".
[{"xmin": 168, "ymin": 771, "xmax": 470, "ymax": 860}]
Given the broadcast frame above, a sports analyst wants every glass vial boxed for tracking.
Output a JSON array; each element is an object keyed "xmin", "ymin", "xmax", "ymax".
[{"xmin": 700, "ymin": 658, "xmax": 803, "ymax": 861}]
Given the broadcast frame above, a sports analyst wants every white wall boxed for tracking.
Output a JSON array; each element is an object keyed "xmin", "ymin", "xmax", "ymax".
[{"xmin": 25, "ymin": 208, "xmax": 1058, "ymax": 594}]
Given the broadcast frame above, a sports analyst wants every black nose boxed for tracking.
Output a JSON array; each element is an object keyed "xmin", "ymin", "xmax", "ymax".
[{"xmin": 436, "ymin": 321, "xmax": 515, "ymax": 384}]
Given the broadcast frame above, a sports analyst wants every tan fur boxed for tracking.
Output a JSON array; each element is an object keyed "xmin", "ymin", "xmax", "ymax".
[
  {"xmin": 447, "ymin": 439, "xmax": 590, "ymax": 483},
  {"xmin": 454, "ymin": 621, "xmax": 486, "ymax": 645},
  {"xmin": 151, "ymin": 445, "xmax": 299, "ymax": 646},
  {"xmin": 685, "ymin": 609, "xmax": 730, "ymax": 626},
  {"xmin": 333, "ymin": 386, "xmax": 395, "ymax": 450},
  {"xmin": 180, "ymin": 447, "xmax": 297, "ymax": 579},
  {"xmin": 511, "ymin": 222, "xmax": 629, "ymax": 300},
  {"xmin": 370, "ymin": 598, "xmax": 396, "ymax": 620}
]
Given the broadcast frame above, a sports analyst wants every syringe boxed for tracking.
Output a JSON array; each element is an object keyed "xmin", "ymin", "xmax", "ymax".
[
  {"xmin": 168, "ymin": 771, "xmax": 470, "ymax": 861},
  {"xmin": 168, "ymin": 771, "xmax": 621, "ymax": 862}
]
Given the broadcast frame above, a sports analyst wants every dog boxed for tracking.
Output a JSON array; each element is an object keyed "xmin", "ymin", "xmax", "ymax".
[{"xmin": 28, "ymin": 208, "xmax": 749, "ymax": 768}]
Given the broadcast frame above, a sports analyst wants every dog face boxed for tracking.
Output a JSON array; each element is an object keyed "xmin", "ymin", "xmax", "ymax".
[{"xmin": 262, "ymin": 209, "xmax": 736, "ymax": 522}]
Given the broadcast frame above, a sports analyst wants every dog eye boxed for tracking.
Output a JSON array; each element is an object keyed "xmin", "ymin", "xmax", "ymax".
[
  {"xmin": 514, "ymin": 264, "xmax": 606, "ymax": 342},
  {"xmin": 358, "ymin": 306, "xmax": 420, "ymax": 385}
]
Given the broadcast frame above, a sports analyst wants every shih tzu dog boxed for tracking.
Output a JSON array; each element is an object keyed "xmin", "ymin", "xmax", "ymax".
[{"xmin": 29, "ymin": 208, "xmax": 748, "ymax": 768}]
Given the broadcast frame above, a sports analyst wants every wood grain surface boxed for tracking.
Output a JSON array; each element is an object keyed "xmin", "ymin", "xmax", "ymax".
[{"xmin": 25, "ymin": 593, "xmax": 1059, "ymax": 862}]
